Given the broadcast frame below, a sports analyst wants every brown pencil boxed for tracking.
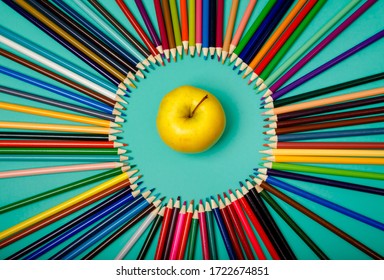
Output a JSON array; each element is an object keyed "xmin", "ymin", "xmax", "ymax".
[{"xmin": 162, "ymin": 0, "xmax": 177, "ymax": 61}]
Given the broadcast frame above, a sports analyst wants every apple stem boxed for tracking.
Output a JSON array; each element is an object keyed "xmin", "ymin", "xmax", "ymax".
[{"xmin": 190, "ymin": 94, "xmax": 208, "ymax": 117}]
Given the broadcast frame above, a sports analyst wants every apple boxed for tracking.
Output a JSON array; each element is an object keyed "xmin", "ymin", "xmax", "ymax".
[{"xmin": 156, "ymin": 86, "xmax": 226, "ymax": 153}]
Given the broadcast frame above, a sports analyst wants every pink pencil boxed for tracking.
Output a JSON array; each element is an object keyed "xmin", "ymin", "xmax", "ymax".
[
  {"xmin": 215, "ymin": 0, "xmax": 224, "ymax": 60},
  {"xmin": 198, "ymin": 199, "xmax": 210, "ymax": 260},
  {"xmin": 154, "ymin": 0, "xmax": 170, "ymax": 61},
  {"xmin": 195, "ymin": 0, "xmax": 203, "ymax": 56},
  {"xmin": 0, "ymin": 162, "xmax": 124, "ymax": 179},
  {"xmin": 229, "ymin": 0, "xmax": 257, "ymax": 55},
  {"xmin": 169, "ymin": 201, "xmax": 187, "ymax": 260}
]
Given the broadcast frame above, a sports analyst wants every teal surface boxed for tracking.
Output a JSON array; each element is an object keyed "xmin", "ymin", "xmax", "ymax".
[{"xmin": 0, "ymin": 0, "xmax": 383, "ymax": 260}]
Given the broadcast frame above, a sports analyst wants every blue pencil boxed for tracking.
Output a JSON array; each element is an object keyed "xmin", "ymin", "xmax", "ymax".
[
  {"xmin": 202, "ymin": 0, "xmax": 210, "ymax": 59},
  {"xmin": 210, "ymin": 197, "xmax": 236, "ymax": 260},
  {"xmin": 0, "ymin": 66, "xmax": 114, "ymax": 114},
  {"xmin": 234, "ymin": 0, "xmax": 291, "ymax": 69},
  {"xmin": 268, "ymin": 127, "xmax": 384, "ymax": 142},
  {"xmin": 260, "ymin": 175, "xmax": 384, "ymax": 231}
]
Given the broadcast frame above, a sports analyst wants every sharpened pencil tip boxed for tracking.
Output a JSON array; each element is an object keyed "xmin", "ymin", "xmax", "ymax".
[
  {"xmin": 159, "ymin": 196, "xmax": 166, "ymax": 201},
  {"xmin": 228, "ymin": 189, "xmax": 233, "ymax": 194},
  {"xmin": 263, "ymin": 124, "xmax": 268, "ymax": 128},
  {"xmin": 137, "ymin": 181, "xmax": 143, "ymax": 186},
  {"xmin": 177, "ymin": 196, "xmax": 180, "ymax": 200},
  {"xmin": 183, "ymin": 201, "xmax": 186, "ymax": 205},
  {"xmin": 232, "ymin": 65, "xmax": 238, "ymax": 71},
  {"xmin": 199, "ymin": 199, "xmax": 203, "ymax": 204},
  {"xmin": 204, "ymin": 55, "xmax": 208, "ymax": 60},
  {"xmin": 263, "ymin": 144, "xmax": 269, "ymax": 147},
  {"xmin": 223, "ymin": 192, "xmax": 228, "ymax": 198}
]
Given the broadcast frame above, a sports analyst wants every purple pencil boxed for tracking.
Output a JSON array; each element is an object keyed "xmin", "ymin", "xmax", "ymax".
[
  {"xmin": 263, "ymin": 0, "xmax": 376, "ymax": 98},
  {"xmin": 264, "ymin": 30, "xmax": 384, "ymax": 102},
  {"xmin": 135, "ymin": 0, "xmax": 163, "ymax": 54}
]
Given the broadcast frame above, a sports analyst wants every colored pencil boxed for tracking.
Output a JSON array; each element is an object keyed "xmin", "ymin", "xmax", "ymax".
[
  {"xmin": 198, "ymin": 199, "xmax": 210, "ymax": 260},
  {"xmin": 3, "ymin": 181, "xmax": 138, "ymax": 255},
  {"xmin": 208, "ymin": 0, "xmax": 216, "ymax": 59},
  {"xmin": 0, "ymin": 132, "xmax": 119, "ymax": 142},
  {"xmin": 215, "ymin": 0, "xmax": 224, "ymax": 59},
  {"xmin": 0, "ymin": 171, "xmax": 137, "ymax": 240},
  {"xmin": 250, "ymin": 0, "xmax": 325, "ymax": 84},
  {"xmin": 195, "ymin": 0, "xmax": 203, "ymax": 56},
  {"xmin": 229, "ymin": 0, "xmax": 258, "ymax": 55},
  {"xmin": 268, "ymin": 72, "xmax": 384, "ymax": 107},
  {"xmin": 263, "ymin": 162, "xmax": 384, "ymax": 181},
  {"xmin": 221, "ymin": 0, "xmax": 239, "ymax": 63},
  {"xmin": 0, "ymin": 86, "xmax": 122, "ymax": 121},
  {"xmin": 180, "ymin": 0, "xmax": 189, "ymax": 54},
  {"xmin": 205, "ymin": 200, "xmax": 217, "ymax": 259},
  {"xmin": 266, "ymin": 107, "xmax": 384, "ymax": 128},
  {"xmin": 163, "ymin": 197, "xmax": 181, "ymax": 259},
  {"xmin": 73, "ymin": 0, "xmax": 151, "ymax": 67},
  {"xmin": 0, "ymin": 101, "xmax": 120, "ymax": 128},
  {"xmin": 0, "ymin": 155, "xmax": 128, "ymax": 162},
  {"xmin": 244, "ymin": 179, "xmax": 296, "ymax": 259},
  {"xmin": 169, "ymin": 0, "xmax": 183, "ymax": 56},
  {"xmin": 264, "ymin": 156, "xmax": 384, "ymax": 165},
  {"xmin": 245, "ymin": 0, "xmax": 321, "ymax": 77},
  {"xmin": 230, "ymin": 0, "xmax": 277, "ymax": 62},
  {"xmin": 264, "ymin": 1, "xmax": 376, "ymax": 96},
  {"xmin": 25, "ymin": 188, "xmax": 143, "ymax": 260},
  {"xmin": 202, "ymin": 0, "xmax": 209, "ymax": 59},
  {"xmin": 221, "ymin": 194, "xmax": 254, "ymax": 260},
  {"xmin": 0, "ymin": 121, "xmax": 121, "ymax": 135},
  {"xmin": 264, "ymin": 87, "xmax": 384, "ymax": 115},
  {"xmin": 188, "ymin": 0, "xmax": 196, "ymax": 56},
  {"xmin": 218, "ymin": 195, "xmax": 244, "ymax": 260},
  {"xmin": 0, "ymin": 66, "xmax": 119, "ymax": 114},
  {"xmin": 0, "ymin": 147, "xmax": 126, "ymax": 155},
  {"xmin": 154, "ymin": 0, "xmax": 170, "ymax": 61},
  {"xmin": 135, "ymin": 0, "xmax": 163, "ymax": 54},
  {"xmin": 137, "ymin": 205, "xmax": 165, "ymax": 260},
  {"xmin": 254, "ymin": 178, "xmax": 383, "ymax": 260},
  {"xmin": 186, "ymin": 209, "xmax": 199, "ymax": 259},
  {"xmin": 116, "ymin": 0, "xmax": 163, "ymax": 65},
  {"xmin": 246, "ymin": 185, "xmax": 329, "ymax": 260},
  {"xmin": 154, "ymin": 198, "xmax": 173, "ymax": 259},
  {"xmin": 261, "ymin": 149, "xmax": 384, "ymax": 158},
  {"xmin": 169, "ymin": 202, "xmax": 187, "ymax": 260},
  {"xmin": 267, "ymin": 95, "xmax": 384, "ymax": 122},
  {"xmin": 115, "ymin": 206, "xmax": 162, "ymax": 260},
  {"xmin": 265, "ymin": 142, "xmax": 384, "ymax": 150},
  {"xmin": 0, "ymin": 140, "xmax": 125, "ymax": 149},
  {"xmin": 260, "ymin": 174, "xmax": 384, "ymax": 231},
  {"xmin": 0, "ymin": 166, "xmax": 131, "ymax": 214},
  {"xmin": 177, "ymin": 201, "xmax": 194, "ymax": 259},
  {"xmin": 226, "ymin": 191, "xmax": 266, "ymax": 260},
  {"xmin": 29, "ymin": 0, "xmax": 141, "ymax": 82},
  {"xmin": 258, "ymin": 0, "xmax": 360, "ymax": 90},
  {"xmin": 266, "ymin": 30, "xmax": 384, "ymax": 101},
  {"xmin": 87, "ymin": 0, "xmax": 153, "ymax": 64},
  {"xmin": 162, "ymin": 0, "xmax": 177, "ymax": 61},
  {"xmin": 210, "ymin": 197, "xmax": 236, "ymax": 260},
  {"xmin": 267, "ymin": 127, "xmax": 384, "ymax": 142},
  {"xmin": 235, "ymin": 189, "xmax": 280, "ymax": 259}
]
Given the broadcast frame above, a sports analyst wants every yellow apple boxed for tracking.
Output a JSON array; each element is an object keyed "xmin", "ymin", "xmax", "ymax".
[{"xmin": 156, "ymin": 86, "xmax": 226, "ymax": 153}]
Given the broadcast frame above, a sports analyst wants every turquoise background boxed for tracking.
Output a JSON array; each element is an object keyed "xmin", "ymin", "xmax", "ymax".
[{"xmin": 0, "ymin": 0, "xmax": 383, "ymax": 260}]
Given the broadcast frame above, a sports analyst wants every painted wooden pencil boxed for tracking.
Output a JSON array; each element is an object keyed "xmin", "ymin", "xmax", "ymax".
[
  {"xmin": 169, "ymin": 0, "xmax": 183, "ymax": 56},
  {"xmin": 177, "ymin": 200, "xmax": 194, "ymax": 259},
  {"xmin": 221, "ymin": 0, "xmax": 239, "ymax": 63},
  {"xmin": 198, "ymin": 199, "xmax": 210, "ymax": 260},
  {"xmin": 180, "ymin": 0, "xmax": 189, "ymax": 54},
  {"xmin": 215, "ymin": 0, "xmax": 224, "ymax": 60},
  {"xmin": 188, "ymin": 0, "xmax": 196, "ymax": 56},
  {"xmin": 154, "ymin": 0, "xmax": 171, "ymax": 61}
]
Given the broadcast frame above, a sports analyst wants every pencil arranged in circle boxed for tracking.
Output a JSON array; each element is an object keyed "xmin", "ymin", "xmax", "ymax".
[
  {"xmin": 186, "ymin": 209, "xmax": 199, "ymax": 260},
  {"xmin": 261, "ymin": 149, "xmax": 384, "ymax": 158},
  {"xmin": 163, "ymin": 196, "xmax": 181, "ymax": 259},
  {"xmin": 215, "ymin": 0, "xmax": 224, "ymax": 60},
  {"xmin": 154, "ymin": 198, "xmax": 173, "ymax": 259},
  {"xmin": 177, "ymin": 200, "xmax": 194, "ymax": 259},
  {"xmin": 162, "ymin": 0, "xmax": 177, "ymax": 61},
  {"xmin": 205, "ymin": 199, "xmax": 217, "ymax": 259},
  {"xmin": 198, "ymin": 199, "xmax": 210, "ymax": 259},
  {"xmin": 264, "ymin": 156, "xmax": 384, "ymax": 165},
  {"xmin": 195, "ymin": 0, "xmax": 203, "ymax": 56},
  {"xmin": 169, "ymin": 202, "xmax": 187, "ymax": 260},
  {"xmin": 0, "ymin": 147, "xmax": 127, "ymax": 156},
  {"xmin": 208, "ymin": 0, "xmax": 216, "ymax": 59},
  {"xmin": 188, "ymin": 0, "xmax": 196, "ymax": 56},
  {"xmin": 168, "ymin": 0, "xmax": 183, "ymax": 56},
  {"xmin": 180, "ymin": 0, "xmax": 189, "ymax": 54},
  {"xmin": 154, "ymin": 0, "xmax": 170, "ymax": 61},
  {"xmin": 221, "ymin": 0, "xmax": 239, "ymax": 63},
  {"xmin": 202, "ymin": 0, "xmax": 209, "ymax": 59},
  {"xmin": 265, "ymin": 142, "xmax": 384, "ymax": 150},
  {"xmin": 0, "ymin": 155, "xmax": 128, "ymax": 162},
  {"xmin": 0, "ymin": 132, "xmax": 120, "ymax": 142},
  {"xmin": 137, "ymin": 206, "xmax": 165, "ymax": 260},
  {"xmin": 0, "ymin": 140, "xmax": 126, "ymax": 149}
]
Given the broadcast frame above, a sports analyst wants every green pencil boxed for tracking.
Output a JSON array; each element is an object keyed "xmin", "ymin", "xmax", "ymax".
[
  {"xmin": 258, "ymin": 0, "xmax": 360, "ymax": 90},
  {"xmin": 169, "ymin": 0, "xmax": 183, "ymax": 56},
  {"xmin": 264, "ymin": 162, "xmax": 384, "ymax": 180},
  {"xmin": 186, "ymin": 209, "xmax": 199, "ymax": 260},
  {"xmin": 205, "ymin": 199, "xmax": 218, "ymax": 259},
  {"xmin": 189, "ymin": 0, "xmax": 196, "ymax": 56},
  {"xmin": 0, "ymin": 147, "xmax": 127, "ymax": 155},
  {"xmin": 229, "ymin": 0, "xmax": 277, "ymax": 63}
]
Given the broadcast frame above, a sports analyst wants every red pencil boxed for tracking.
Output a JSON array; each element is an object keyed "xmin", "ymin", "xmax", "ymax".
[
  {"xmin": 154, "ymin": 198, "xmax": 173, "ymax": 259},
  {"xmin": 215, "ymin": 0, "xmax": 224, "ymax": 59},
  {"xmin": 228, "ymin": 190, "xmax": 266, "ymax": 260},
  {"xmin": 0, "ymin": 140, "xmax": 126, "ymax": 148},
  {"xmin": 154, "ymin": 0, "xmax": 170, "ymax": 61},
  {"xmin": 177, "ymin": 200, "xmax": 194, "ymax": 259},
  {"xmin": 180, "ymin": 0, "xmax": 189, "ymax": 54},
  {"xmin": 236, "ymin": 189, "xmax": 280, "ymax": 259},
  {"xmin": 218, "ymin": 195, "xmax": 245, "ymax": 260},
  {"xmin": 116, "ymin": 0, "xmax": 164, "ymax": 65},
  {"xmin": 198, "ymin": 199, "xmax": 210, "ymax": 260}
]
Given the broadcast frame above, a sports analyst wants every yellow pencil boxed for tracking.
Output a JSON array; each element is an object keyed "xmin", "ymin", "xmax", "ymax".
[
  {"xmin": 261, "ymin": 149, "xmax": 384, "ymax": 157},
  {"xmin": 0, "ymin": 170, "xmax": 139, "ymax": 241},
  {"xmin": 263, "ymin": 87, "xmax": 384, "ymax": 115},
  {"xmin": 0, "ymin": 101, "xmax": 121, "ymax": 128},
  {"xmin": 0, "ymin": 121, "xmax": 121, "ymax": 134},
  {"xmin": 263, "ymin": 156, "xmax": 384, "ymax": 165}
]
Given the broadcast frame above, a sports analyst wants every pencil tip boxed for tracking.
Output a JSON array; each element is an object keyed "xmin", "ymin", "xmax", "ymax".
[
  {"xmin": 199, "ymin": 199, "xmax": 203, "ymax": 204},
  {"xmin": 177, "ymin": 196, "xmax": 180, "ymax": 200},
  {"xmin": 228, "ymin": 189, "xmax": 233, "ymax": 194},
  {"xmin": 223, "ymin": 192, "xmax": 228, "ymax": 198}
]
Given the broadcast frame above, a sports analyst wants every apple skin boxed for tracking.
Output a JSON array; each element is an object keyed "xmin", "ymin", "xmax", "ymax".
[{"xmin": 156, "ymin": 86, "xmax": 226, "ymax": 153}]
